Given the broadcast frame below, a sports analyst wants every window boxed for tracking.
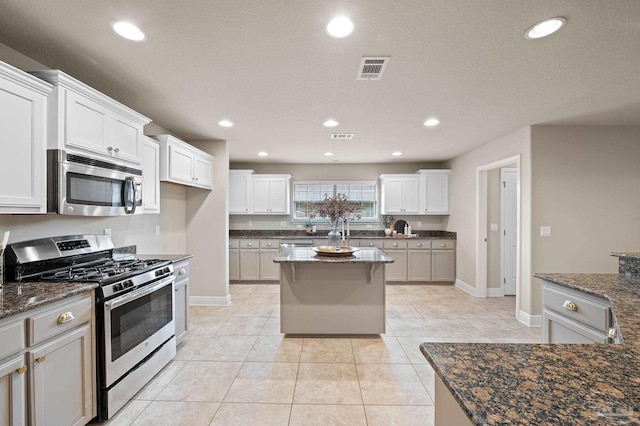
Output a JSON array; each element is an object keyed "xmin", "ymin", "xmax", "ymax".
[{"xmin": 293, "ymin": 181, "xmax": 377, "ymax": 221}]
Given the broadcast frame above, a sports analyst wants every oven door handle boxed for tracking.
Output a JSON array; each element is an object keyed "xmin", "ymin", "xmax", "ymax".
[{"xmin": 105, "ymin": 275, "xmax": 175, "ymax": 310}]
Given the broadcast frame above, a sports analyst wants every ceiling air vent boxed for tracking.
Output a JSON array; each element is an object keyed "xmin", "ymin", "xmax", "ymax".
[
  {"xmin": 331, "ymin": 133, "xmax": 354, "ymax": 140},
  {"xmin": 357, "ymin": 56, "xmax": 390, "ymax": 80}
]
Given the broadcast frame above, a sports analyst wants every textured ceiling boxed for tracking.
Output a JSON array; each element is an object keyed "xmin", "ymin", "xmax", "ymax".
[{"xmin": 0, "ymin": 1, "xmax": 639, "ymax": 164}]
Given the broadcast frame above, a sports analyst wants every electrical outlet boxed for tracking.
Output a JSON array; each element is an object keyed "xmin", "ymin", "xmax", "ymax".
[
  {"xmin": 280, "ymin": 220, "xmax": 287, "ymax": 227},
  {"xmin": 490, "ymin": 223, "xmax": 498, "ymax": 231},
  {"xmin": 248, "ymin": 220, "xmax": 253, "ymax": 227},
  {"xmin": 296, "ymin": 224, "xmax": 303, "ymax": 229},
  {"xmin": 103, "ymin": 228, "xmax": 111, "ymax": 238},
  {"xmin": 417, "ymin": 221, "xmax": 422, "ymax": 228},
  {"xmin": 155, "ymin": 225, "xmax": 161, "ymax": 236},
  {"xmin": 540, "ymin": 226, "xmax": 552, "ymax": 237}
]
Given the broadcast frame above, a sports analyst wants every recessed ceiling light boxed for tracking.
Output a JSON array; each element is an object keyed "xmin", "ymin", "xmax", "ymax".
[
  {"xmin": 218, "ymin": 119, "xmax": 234, "ymax": 127},
  {"xmin": 257, "ymin": 151, "xmax": 268, "ymax": 157},
  {"xmin": 324, "ymin": 152, "xmax": 334, "ymax": 156},
  {"xmin": 111, "ymin": 21, "xmax": 146, "ymax": 41},
  {"xmin": 326, "ymin": 16, "xmax": 354, "ymax": 38},
  {"xmin": 424, "ymin": 118, "xmax": 440, "ymax": 127},
  {"xmin": 525, "ymin": 17, "xmax": 566, "ymax": 39},
  {"xmin": 392, "ymin": 151, "xmax": 402, "ymax": 156},
  {"xmin": 323, "ymin": 119, "xmax": 339, "ymax": 127}
]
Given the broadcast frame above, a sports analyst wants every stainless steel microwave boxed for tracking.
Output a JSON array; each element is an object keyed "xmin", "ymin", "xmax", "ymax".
[{"xmin": 47, "ymin": 150, "xmax": 143, "ymax": 216}]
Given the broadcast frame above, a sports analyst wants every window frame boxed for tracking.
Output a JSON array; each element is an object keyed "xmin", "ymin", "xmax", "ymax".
[{"xmin": 291, "ymin": 180, "xmax": 379, "ymax": 223}]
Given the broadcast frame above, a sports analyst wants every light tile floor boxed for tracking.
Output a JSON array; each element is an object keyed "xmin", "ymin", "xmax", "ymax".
[{"xmin": 106, "ymin": 284, "xmax": 540, "ymax": 425}]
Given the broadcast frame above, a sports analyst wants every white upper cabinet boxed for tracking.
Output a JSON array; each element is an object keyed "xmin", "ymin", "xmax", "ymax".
[
  {"xmin": 251, "ymin": 175, "xmax": 291, "ymax": 214},
  {"xmin": 0, "ymin": 61, "xmax": 52, "ymax": 214},
  {"xmin": 379, "ymin": 175, "xmax": 421, "ymax": 214},
  {"xmin": 156, "ymin": 134, "xmax": 214, "ymax": 190},
  {"xmin": 229, "ymin": 170, "xmax": 254, "ymax": 214},
  {"xmin": 29, "ymin": 70, "xmax": 151, "ymax": 166},
  {"xmin": 142, "ymin": 136, "xmax": 160, "ymax": 214},
  {"xmin": 419, "ymin": 169, "xmax": 450, "ymax": 214}
]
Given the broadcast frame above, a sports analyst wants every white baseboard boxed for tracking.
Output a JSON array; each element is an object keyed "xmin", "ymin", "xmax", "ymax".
[
  {"xmin": 190, "ymin": 294, "xmax": 232, "ymax": 306},
  {"xmin": 487, "ymin": 287, "xmax": 504, "ymax": 298},
  {"xmin": 518, "ymin": 310, "xmax": 542, "ymax": 327},
  {"xmin": 454, "ymin": 279, "xmax": 476, "ymax": 297}
]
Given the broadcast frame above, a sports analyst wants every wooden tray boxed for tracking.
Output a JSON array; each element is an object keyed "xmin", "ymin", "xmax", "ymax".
[{"xmin": 312, "ymin": 246, "xmax": 358, "ymax": 256}]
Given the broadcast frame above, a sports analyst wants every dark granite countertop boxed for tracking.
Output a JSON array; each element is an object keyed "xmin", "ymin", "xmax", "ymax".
[
  {"xmin": 421, "ymin": 273, "xmax": 640, "ymax": 425},
  {"xmin": 0, "ymin": 281, "xmax": 98, "ymax": 320},
  {"xmin": 230, "ymin": 230, "xmax": 456, "ymax": 240},
  {"xmin": 274, "ymin": 246, "xmax": 394, "ymax": 264}
]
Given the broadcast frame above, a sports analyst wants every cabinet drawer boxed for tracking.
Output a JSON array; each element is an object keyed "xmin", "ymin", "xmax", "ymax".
[
  {"xmin": 408, "ymin": 240, "xmax": 430, "ymax": 249},
  {"xmin": 432, "ymin": 240, "xmax": 456, "ymax": 250},
  {"xmin": 240, "ymin": 239, "xmax": 259, "ymax": 249},
  {"xmin": 543, "ymin": 285, "xmax": 611, "ymax": 332},
  {"xmin": 28, "ymin": 297, "xmax": 92, "ymax": 345},
  {"xmin": 260, "ymin": 239, "xmax": 279, "ymax": 248},
  {"xmin": 383, "ymin": 240, "xmax": 407, "ymax": 249},
  {"xmin": 0, "ymin": 320, "xmax": 25, "ymax": 359},
  {"xmin": 359, "ymin": 240, "xmax": 384, "ymax": 249},
  {"xmin": 229, "ymin": 240, "xmax": 240, "ymax": 249}
]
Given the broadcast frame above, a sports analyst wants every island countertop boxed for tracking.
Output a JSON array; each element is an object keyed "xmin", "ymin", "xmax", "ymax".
[
  {"xmin": 273, "ymin": 246, "xmax": 394, "ymax": 264},
  {"xmin": 421, "ymin": 272, "xmax": 640, "ymax": 425}
]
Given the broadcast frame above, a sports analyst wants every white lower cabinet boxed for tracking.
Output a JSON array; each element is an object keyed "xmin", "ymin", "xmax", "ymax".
[
  {"xmin": 408, "ymin": 249, "xmax": 431, "ymax": 281},
  {"xmin": 239, "ymin": 245, "xmax": 260, "ymax": 281},
  {"xmin": 230, "ymin": 239, "xmax": 282, "ymax": 282},
  {"xmin": 0, "ymin": 292, "xmax": 95, "ymax": 426},
  {"xmin": 259, "ymin": 249, "xmax": 280, "ymax": 281},
  {"xmin": 173, "ymin": 259, "xmax": 190, "ymax": 344},
  {"xmin": 384, "ymin": 240, "xmax": 409, "ymax": 282},
  {"xmin": 229, "ymin": 241, "xmax": 240, "ymax": 281},
  {"xmin": 29, "ymin": 325, "xmax": 93, "ymax": 426},
  {"xmin": 0, "ymin": 355, "xmax": 26, "ymax": 426},
  {"xmin": 431, "ymin": 249, "xmax": 455, "ymax": 282}
]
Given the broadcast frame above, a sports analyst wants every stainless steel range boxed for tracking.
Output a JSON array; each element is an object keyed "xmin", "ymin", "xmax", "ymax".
[{"xmin": 4, "ymin": 234, "xmax": 176, "ymax": 421}]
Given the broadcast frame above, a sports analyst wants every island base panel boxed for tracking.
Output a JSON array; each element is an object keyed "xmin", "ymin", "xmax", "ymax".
[
  {"xmin": 435, "ymin": 375, "xmax": 474, "ymax": 426},
  {"xmin": 280, "ymin": 263, "xmax": 385, "ymax": 334}
]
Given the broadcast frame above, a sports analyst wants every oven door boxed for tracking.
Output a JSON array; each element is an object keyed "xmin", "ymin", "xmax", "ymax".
[
  {"xmin": 102, "ymin": 275, "xmax": 175, "ymax": 387},
  {"xmin": 49, "ymin": 150, "xmax": 143, "ymax": 216}
]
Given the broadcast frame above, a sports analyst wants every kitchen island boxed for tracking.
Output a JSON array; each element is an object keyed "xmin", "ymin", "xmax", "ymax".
[
  {"xmin": 274, "ymin": 246, "xmax": 394, "ymax": 335},
  {"xmin": 420, "ymin": 252, "xmax": 640, "ymax": 425}
]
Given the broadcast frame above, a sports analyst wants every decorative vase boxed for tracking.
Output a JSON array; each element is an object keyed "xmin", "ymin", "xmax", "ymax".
[
  {"xmin": 327, "ymin": 219, "xmax": 342, "ymax": 247},
  {"xmin": 384, "ymin": 228, "xmax": 392, "ymax": 236}
]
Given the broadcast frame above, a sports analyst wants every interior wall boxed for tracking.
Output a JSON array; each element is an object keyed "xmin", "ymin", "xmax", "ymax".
[
  {"xmin": 486, "ymin": 168, "xmax": 501, "ymax": 289},
  {"xmin": 444, "ymin": 127, "xmax": 532, "ymax": 315},
  {"xmin": 531, "ymin": 125, "xmax": 640, "ymax": 312},
  {"xmin": 229, "ymin": 162, "xmax": 449, "ymax": 232},
  {"xmin": 186, "ymin": 140, "xmax": 230, "ymax": 303}
]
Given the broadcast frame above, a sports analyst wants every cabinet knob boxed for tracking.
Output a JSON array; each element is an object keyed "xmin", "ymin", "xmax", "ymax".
[
  {"xmin": 114, "ymin": 147, "xmax": 120, "ymax": 153},
  {"xmin": 267, "ymin": 242, "xmax": 272, "ymax": 246},
  {"xmin": 393, "ymin": 243, "xmax": 398, "ymax": 247},
  {"xmin": 441, "ymin": 243, "xmax": 446, "ymax": 247},
  {"xmin": 36, "ymin": 356, "xmax": 46, "ymax": 364},
  {"xmin": 178, "ymin": 268, "xmax": 186, "ymax": 275},
  {"xmin": 369, "ymin": 243, "xmax": 374, "ymax": 247},
  {"xmin": 418, "ymin": 243, "xmax": 422, "ymax": 247},
  {"xmin": 16, "ymin": 366, "xmax": 27, "ymax": 374},
  {"xmin": 608, "ymin": 327, "xmax": 617, "ymax": 339},
  {"xmin": 562, "ymin": 300, "xmax": 578, "ymax": 312},
  {"xmin": 57, "ymin": 311, "xmax": 75, "ymax": 325},
  {"xmin": 248, "ymin": 243, "xmax": 253, "ymax": 246},
  {"xmin": 107, "ymin": 146, "xmax": 113, "ymax": 152}
]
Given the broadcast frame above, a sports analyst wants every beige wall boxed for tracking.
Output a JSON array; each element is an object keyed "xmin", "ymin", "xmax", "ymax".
[
  {"xmin": 229, "ymin": 162, "xmax": 449, "ymax": 232},
  {"xmin": 187, "ymin": 140, "xmax": 230, "ymax": 302},
  {"xmin": 530, "ymin": 125, "xmax": 640, "ymax": 311},
  {"xmin": 444, "ymin": 127, "xmax": 533, "ymax": 316}
]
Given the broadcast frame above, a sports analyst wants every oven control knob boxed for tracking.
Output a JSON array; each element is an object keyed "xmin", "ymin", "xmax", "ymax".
[
  {"xmin": 113, "ymin": 283, "xmax": 123, "ymax": 291},
  {"xmin": 125, "ymin": 280, "xmax": 134, "ymax": 288}
]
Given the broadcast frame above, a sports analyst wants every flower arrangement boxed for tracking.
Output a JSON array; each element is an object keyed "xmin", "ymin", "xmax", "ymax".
[
  {"xmin": 382, "ymin": 215, "xmax": 395, "ymax": 228},
  {"xmin": 307, "ymin": 193, "xmax": 363, "ymax": 222}
]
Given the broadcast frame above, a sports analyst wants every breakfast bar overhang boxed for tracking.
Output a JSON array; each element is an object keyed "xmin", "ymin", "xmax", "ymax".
[{"xmin": 274, "ymin": 246, "xmax": 394, "ymax": 335}]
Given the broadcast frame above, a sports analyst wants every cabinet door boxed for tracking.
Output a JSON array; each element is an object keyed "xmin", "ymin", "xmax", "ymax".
[
  {"xmin": 193, "ymin": 154, "xmax": 213, "ymax": 189},
  {"xmin": 229, "ymin": 174, "xmax": 252, "ymax": 213},
  {"xmin": 111, "ymin": 112, "xmax": 142, "ymax": 164},
  {"xmin": 229, "ymin": 248, "xmax": 240, "ymax": 280},
  {"xmin": 29, "ymin": 324, "xmax": 93, "ymax": 426},
  {"xmin": 402, "ymin": 177, "xmax": 421, "ymax": 213},
  {"xmin": 239, "ymin": 249, "xmax": 260, "ymax": 281},
  {"xmin": 0, "ymin": 76, "xmax": 47, "ymax": 213},
  {"xmin": 431, "ymin": 250, "xmax": 455, "ymax": 282},
  {"xmin": 0, "ymin": 355, "xmax": 27, "ymax": 426},
  {"xmin": 408, "ymin": 250, "xmax": 431, "ymax": 281},
  {"xmin": 381, "ymin": 178, "xmax": 405, "ymax": 214},
  {"xmin": 267, "ymin": 178, "xmax": 289, "ymax": 214},
  {"xmin": 65, "ymin": 91, "xmax": 111, "ymax": 156},
  {"xmin": 423, "ymin": 173, "xmax": 449, "ymax": 214},
  {"xmin": 384, "ymin": 249, "xmax": 407, "ymax": 281},
  {"xmin": 259, "ymin": 249, "xmax": 280, "ymax": 280},
  {"xmin": 542, "ymin": 310, "xmax": 609, "ymax": 344},
  {"xmin": 168, "ymin": 144, "xmax": 194, "ymax": 185},
  {"xmin": 142, "ymin": 137, "xmax": 160, "ymax": 214},
  {"xmin": 174, "ymin": 280, "xmax": 188, "ymax": 344},
  {"xmin": 252, "ymin": 178, "xmax": 271, "ymax": 214}
]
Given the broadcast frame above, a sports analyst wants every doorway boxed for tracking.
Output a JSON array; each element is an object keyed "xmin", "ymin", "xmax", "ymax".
[{"xmin": 501, "ymin": 168, "xmax": 518, "ymax": 295}]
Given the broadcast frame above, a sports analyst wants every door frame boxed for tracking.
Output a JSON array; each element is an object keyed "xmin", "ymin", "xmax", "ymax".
[
  {"xmin": 500, "ymin": 168, "xmax": 518, "ymax": 295},
  {"xmin": 475, "ymin": 155, "xmax": 521, "ymax": 312}
]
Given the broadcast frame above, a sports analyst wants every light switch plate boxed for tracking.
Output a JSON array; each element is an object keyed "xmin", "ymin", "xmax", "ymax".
[
  {"xmin": 155, "ymin": 225, "xmax": 161, "ymax": 236},
  {"xmin": 540, "ymin": 226, "xmax": 552, "ymax": 237},
  {"xmin": 248, "ymin": 220, "xmax": 253, "ymax": 227},
  {"xmin": 280, "ymin": 220, "xmax": 287, "ymax": 227},
  {"xmin": 490, "ymin": 223, "xmax": 498, "ymax": 231}
]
